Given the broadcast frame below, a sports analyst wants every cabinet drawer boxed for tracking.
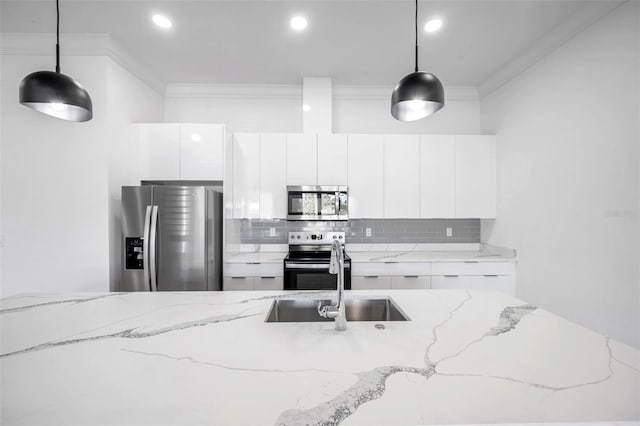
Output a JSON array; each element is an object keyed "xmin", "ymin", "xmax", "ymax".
[
  {"xmin": 254, "ymin": 276, "xmax": 283, "ymax": 291},
  {"xmin": 225, "ymin": 263, "xmax": 282, "ymax": 277},
  {"xmin": 223, "ymin": 277, "xmax": 254, "ymax": 291},
  {"xmin": 390, "ymin": 276, "xmax": 430, "ymax": 289},
  {"xmin": 469, "ymin": 275, "xmax": 515, "ymax": 296},
  {"xmin": 352, "ymin": 262, "xmax": 430, "ymax": 277},
  {"xmin": 431, "ymin": 275, "xmax": 470, "ymax": 290},
  {"xmin": 430, "ymin": 261, "xmax": 514, "ymax": 276},
  {"xmin": 351, "ymin": 276, "xmax": 391, "ymax": 290}
]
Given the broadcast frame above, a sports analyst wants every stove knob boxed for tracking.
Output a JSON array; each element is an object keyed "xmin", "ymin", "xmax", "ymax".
[
  {"xmin": 297, "ymin": 235, "xmax": 301, "ymax": 239},
  {"xmin": 318, "ymin": 235, "xmax": 323, "ymax": 240},
  {"xmin": 333, "ymin": 235, "xmax": 337, "ymax": 239},
  {"xmin": 339, "ymin": 235, "xmax": 343, "ymax": 239}
]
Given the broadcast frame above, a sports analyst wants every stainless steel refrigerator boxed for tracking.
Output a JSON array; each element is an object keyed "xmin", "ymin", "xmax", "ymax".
[{"xmin": 120, "ymin": 185, "xmax": 222, "ymax": 291}]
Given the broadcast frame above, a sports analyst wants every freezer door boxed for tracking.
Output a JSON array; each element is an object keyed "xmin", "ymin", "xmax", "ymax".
[
  {"xmin": 153, "ymin": 186, "xmax": 207, "ymax": 291},
  {"xmin": 121, "ymin": 186, "xmax": 153, "ymax": 291}
]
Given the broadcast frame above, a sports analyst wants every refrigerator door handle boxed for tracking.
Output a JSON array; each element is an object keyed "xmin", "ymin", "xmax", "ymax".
[
  {"xmin": 142, "ymin": 205, "xmax": 152, "ymax": 291},
  {"xmin": 149, "ymin": 205, "xmax": 159, "ymax": 292}
]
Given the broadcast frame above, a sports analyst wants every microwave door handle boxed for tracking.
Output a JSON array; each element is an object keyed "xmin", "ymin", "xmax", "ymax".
[
  {"xmin": 335, "ymin": 192, "xmax": 340, "ymax": 215},
  {"xmin": 142, "ymin": 205, "xmax": 152, "ymax": 291},
  {"xmin": 149, "ymin": 206, "xmax": 159, "ymax": 292}
]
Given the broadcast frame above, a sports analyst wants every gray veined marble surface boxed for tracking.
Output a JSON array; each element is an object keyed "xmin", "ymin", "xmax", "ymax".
[{"xmin": 1, "ymin": 290, "xmax": 638, "ymax": 426}]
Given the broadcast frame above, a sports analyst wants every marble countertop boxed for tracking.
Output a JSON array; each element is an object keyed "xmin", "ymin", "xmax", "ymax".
[
  {"xmin": 1, "ymin": 290, "xmax": 638, "ymax": 425},
  {"xmin": 224, "ymin": 244, "xmax": 516, "ymax": 264}
]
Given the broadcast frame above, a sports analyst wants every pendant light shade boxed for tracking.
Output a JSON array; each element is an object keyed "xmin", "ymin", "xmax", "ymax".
[
  {"xmin": 391, "ymin": 71, "xmax": 444, "ymax": 122},
  {"xmin": 18, "ymin": 0, "xmax": 93, "ymax": 122},
  {"xmin": 20, "ymin": 71, "xmax": 93, "ymax": 122},
  {"xmin": 391, "ymin": 0, "xmax": 444, "ymax": 122}
]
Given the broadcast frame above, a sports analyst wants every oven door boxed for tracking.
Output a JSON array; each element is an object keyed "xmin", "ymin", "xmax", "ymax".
[{"xmin": 284, "ymin": 261, "xmax": 351, "ymax": 290}]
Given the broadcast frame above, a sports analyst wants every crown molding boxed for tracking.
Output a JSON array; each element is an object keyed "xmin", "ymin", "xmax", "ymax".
[
  {"xmin": 0, "ymin": 33, "xmax": 166, "ymax": 94},
  {"xmin": 478, "ymin": 1, "xmax": 625, "ymax": 98},
  {"xmin": 166, "ymin": 83, "xmax": 478, "ymax": 102}
]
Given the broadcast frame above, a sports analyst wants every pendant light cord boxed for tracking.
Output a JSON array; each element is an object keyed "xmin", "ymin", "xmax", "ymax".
[
  {"xmin": 55, "ymin": 0, "xmax": 60, "ymax": 73},
  {"xmin": 414, "ymin": 0, "xmax": 418, "ymax": 72}
]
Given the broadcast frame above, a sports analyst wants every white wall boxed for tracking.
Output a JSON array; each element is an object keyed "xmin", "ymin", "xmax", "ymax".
[
  {"xmin": 480, "ymin": 2, "xmax": 640, "ymax": 348},
  {"xmin": 0, "ymin": 50, "xmax": 163, "ymax": 296},
  {"xmin": 165, "ymin": 85, "xmax": 481, "ymax": 134},
  {"xmin": 105, "ymin": 59, "xmax": 164, "ymax": 291},
  {"xmin": 1, "ymin": 55, "xmax": 111, "ymax": 296}
]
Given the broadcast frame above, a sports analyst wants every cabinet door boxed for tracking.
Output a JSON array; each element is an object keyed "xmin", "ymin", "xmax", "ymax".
[
  {"xmin": 431, "ymin": 275, "xmax": 470, "ymax": 290},
  {"xmin": 348, "ymin": 135, "xmax": 384, "ymax": 218},
  {"xmin": 223, "ymin": 277, "xmax": 254, "ymax": 291},
  {"xmin": 469, "ymin": 275, "xmax": 515, "ymax": 296},
  {"xmin": 139, "ymin": 124, "xmax": 180, "ymax": 181},
  {"xmin": 286, "ymin": 134, "xmax": 317, "ymax": 185},
  {"xmin": 384, "ymin": 135, "xmax": 420, "ymax": 218},
  {"xmin": 232, "ymin": 133, "xmax": 260, "ymax": 218},
  {"xmin": 179, "ymin": 124, "xmax": 224, "ymax": 180},
  {"xmin": 255, "ymin": 276, "xmax": 283, "ymax": 291},
  {"xmin": 317, "ymin": 134, "xmax": 348, "ymax": 185},
  {"xmin": 455, "ymin": 135, "xmax": 496, "ymax": 218},
  {"xmin": 351, "ymin": 276, "xmax": 391, "ymax": 290},
  {"xmin": 390, "ymin": 276, "xmax": 430, "ymax": 289},
  {"xmin": 420, "ymin": 135, "xmax": 455, "ymax": 218},
  {"xmin": 259, "ymin": 134, "xmax": 287, "ymax": 218}
]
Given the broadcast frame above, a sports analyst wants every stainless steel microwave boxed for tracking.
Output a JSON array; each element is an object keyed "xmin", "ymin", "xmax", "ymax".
[{"xmin": 287, "ymin": 185, "xmax": 348, "ymax": 221}]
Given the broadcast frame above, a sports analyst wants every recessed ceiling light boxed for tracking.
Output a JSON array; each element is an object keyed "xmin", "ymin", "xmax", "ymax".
[
  {"xmin": 152, "ymin": 14, "xmax": 172, "ymax": 29},
  {"xmin": 290, "ymin": 16, "xmax": 308, "ymax": 31},
  {"xmin": 302, "ymin": 104, "xmax": 311, "ymax": 112},
  {"xmin": 191, "ymin": 133, "xmax": 201, "ymax": 142},
  {"xmin": 424, "ymin": 19, "xmax": 443, "ymax": 33}
]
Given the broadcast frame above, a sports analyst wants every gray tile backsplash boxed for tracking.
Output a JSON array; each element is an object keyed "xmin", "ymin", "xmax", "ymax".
[{"xmin": 229, "ymin": 219, "xmax": 480, "ymax": 244}]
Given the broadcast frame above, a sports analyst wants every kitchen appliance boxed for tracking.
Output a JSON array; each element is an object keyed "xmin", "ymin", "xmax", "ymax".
[
  {"xmin": 286, "ymin": 185, "xmax": 348, "ymax": 221},
  {"xmin": 283, "ymin": 231, "xmax": 351, "ymax": 290},
  {"xmin": 120, "ymin": 184, "xmax": 222, "ymax": 291}
]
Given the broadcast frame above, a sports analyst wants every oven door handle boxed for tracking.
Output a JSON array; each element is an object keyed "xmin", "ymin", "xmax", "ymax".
[{"xmin": 285, "ymin": 263, "xmax": 351, "ymax": 270}]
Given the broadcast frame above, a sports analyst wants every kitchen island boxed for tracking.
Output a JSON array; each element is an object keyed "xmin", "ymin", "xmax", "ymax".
[{"xmin": 1, "ymin": 290, "xmax": 638, "ymax": 425}]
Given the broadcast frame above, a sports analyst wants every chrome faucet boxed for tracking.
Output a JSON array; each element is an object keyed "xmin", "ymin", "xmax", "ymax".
[{"xmin": 318, "ymin": 239, "xmax": 347, "ymax": 331}]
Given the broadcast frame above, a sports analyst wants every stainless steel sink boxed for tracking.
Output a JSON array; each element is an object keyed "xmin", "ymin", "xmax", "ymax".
[{"xmin": 265, "ymin": 297, "xmax": 410, "ymax": 323}]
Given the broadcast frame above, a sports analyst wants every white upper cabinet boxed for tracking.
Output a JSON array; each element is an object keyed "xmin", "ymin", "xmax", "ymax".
[
  {"xmin": 232, "ymin": 133, "xmax": 260, "ymax": 218},
  {"xmin": 384, "ymin": 135, "xmax": 420, "ymax": 218},
  {"xmin": 348, "ymin": 134, "xmax": 384, "ymax": 218},
  {"xmin": 455, "ymin": 135, "xmax": 496, "ymax": 218},
  {"xmin": 139, "ymin": 123, "xmax": 225, "ymax": 182},
  {"xmin": 259, "ymin": 133, "xmax": 287, "ymax": 218},
  {"xmin": 179, "ymin": 124, "xmax": 224, "ymax": 181},
  {"xmin": 317, "ymin": 134, "xmax": 348, "ymax": 185},
  {"xmin": 139, "ymin": 124, "xmax": 180, "ymax": 181},
  {"xmin": 420, "ymin": 135, "xmax": 456, "ymax": 218},
  {"xmin": 286, "ymin": 134, "xmax": 317, "ymax": 185}
]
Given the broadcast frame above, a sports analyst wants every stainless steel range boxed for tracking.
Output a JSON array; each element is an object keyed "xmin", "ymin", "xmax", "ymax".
[{"xmin": 283, "ymin": 231, "xmax": 351, "ymax": 290}]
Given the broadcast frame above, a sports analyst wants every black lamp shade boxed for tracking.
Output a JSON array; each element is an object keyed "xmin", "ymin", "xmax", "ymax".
[
  {"xmin": 19, "ymin": 71, "xmax": 93, "ymax": 122},
  {"xmin": 391, "ymin": 71, "xmax": 445, "ymax": 122}
]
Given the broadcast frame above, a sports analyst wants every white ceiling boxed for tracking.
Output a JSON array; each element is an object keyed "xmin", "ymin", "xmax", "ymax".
[{"xmin": 0, "ymin": 0, "xmax": 625, "ymax": 88}]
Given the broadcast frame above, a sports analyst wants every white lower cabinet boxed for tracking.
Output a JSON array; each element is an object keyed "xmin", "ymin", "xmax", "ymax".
[
  {"xmin": 351, "ymin": 276, "xmax": 391, "ymax": 290},
  {"xmin": 255, "ymin": 276, "xmax": 283, "ymax": 291},
  {"xmin": 468, "ymin": 275, "xmax": 514, "ymax": 294},
  {"xmin": 351, "ymin": 260, "xmax": 515, "ymax": 295},
  {"xmin": 223, "ymin": 277, "xmax": 255, "ymax": 291},
  {"xmin": 223, "ymin": 262, "xmax": 283, "ymax": 291},
  {"xmin": 390, "ymin": 276, "xmax": 430, "ymax": 289},
  {"xmin": 431, "ymin": 275, "xmax": 470, "ymax": 290}
]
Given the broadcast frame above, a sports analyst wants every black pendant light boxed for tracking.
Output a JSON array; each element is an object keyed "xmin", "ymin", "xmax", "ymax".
[
  {"xmin": 391, "ymin": 0, "xmax": 444, "ymax": 122},
  {"xmin": 19, "ymin": 0, "xmax": 93, "ymax": 122}
]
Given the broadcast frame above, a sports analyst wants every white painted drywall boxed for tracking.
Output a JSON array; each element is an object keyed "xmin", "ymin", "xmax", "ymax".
[
  {"xmin": 1, "ymin": 55, "xmax": 111, "ymax": 296},
  {"xmin": 165, "ymin": 86, "xmax": 482, "ymax": 134},
  {"xmin": 0, "ymin": 53, "xmax": 163, "ymax": 296},
  {"xmin": 105, "ymin": 59, "xmax": 164, "ymax": 292},
  {"xmin": 480, "ymin": 2, "xmax": 640, "ymax": 348}
]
